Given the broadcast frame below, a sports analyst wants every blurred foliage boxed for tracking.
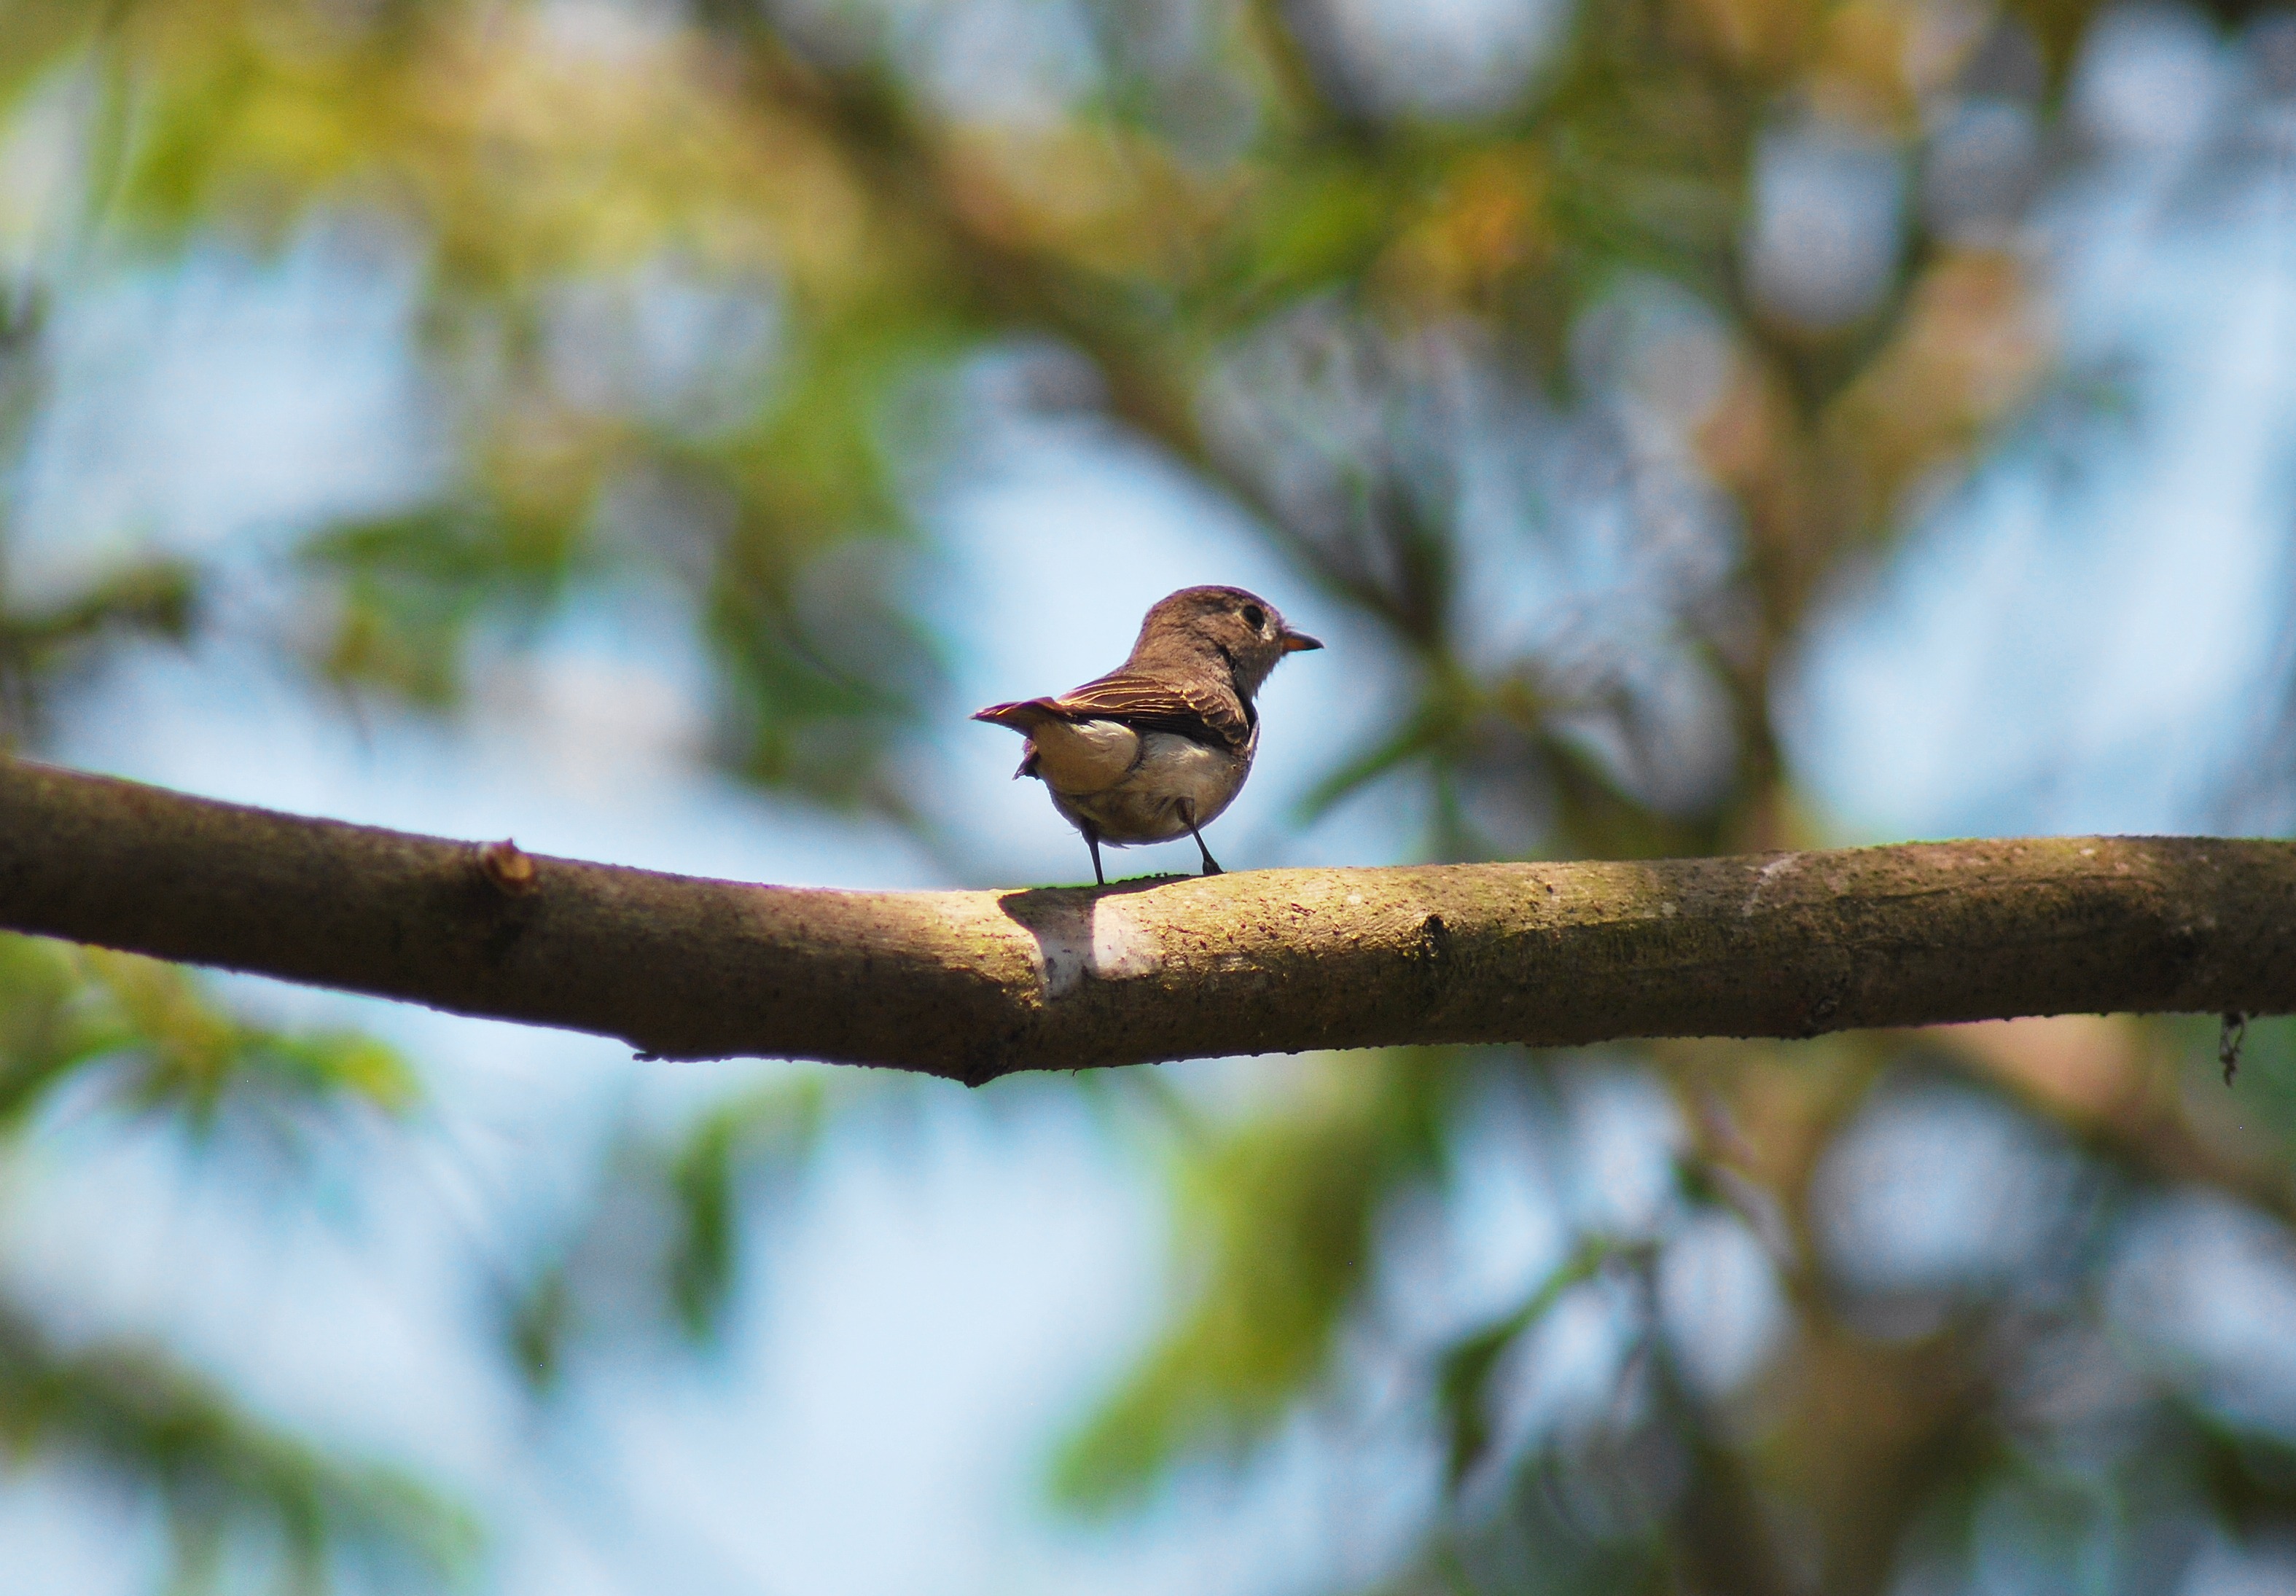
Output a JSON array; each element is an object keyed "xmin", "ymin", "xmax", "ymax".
[
  {"xmin": 506, "ymin": 1071, "xmax": 831, "ymax": 1388},
  {"xmin": 0, "ymin": 933, "xmax": 465, "ymax": 1589},
  {"xmin": 0, "ymin": 935, "xmax": 417, "ymax": 1138},
  {"xmin": 1057, "ymin": 1055, "xmax": 1449, "ymax": 1509},
  {"xmin": 3, "ymin": 0, "xmax": 2296, "ymax": 1592},
  {"xmin": 0, "ymin": 558, "xmax": 198, "ymax": 748},
  {"xmin": 0, "ymin": 1297, "xmax": 479, "ymax": 1596},
  {"xmin": 301, "ymin": 508, "xmax": 577, "ymax": 710}
]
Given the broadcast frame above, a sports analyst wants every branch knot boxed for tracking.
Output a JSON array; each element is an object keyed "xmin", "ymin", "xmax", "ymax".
[{"xmin": 476, "ymin": 839, "xmax": 539, "ymax": 897}]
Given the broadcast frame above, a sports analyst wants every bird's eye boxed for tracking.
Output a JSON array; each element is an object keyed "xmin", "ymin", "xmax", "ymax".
[{"xmin": 1241, "ymin": 603, "xmax": 1266, "ymax": 631}]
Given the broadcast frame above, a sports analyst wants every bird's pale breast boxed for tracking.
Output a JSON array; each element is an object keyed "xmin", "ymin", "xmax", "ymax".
[{"xmin": 1045, "ymin": 724, "xmax": 1255, "ymax": 845}]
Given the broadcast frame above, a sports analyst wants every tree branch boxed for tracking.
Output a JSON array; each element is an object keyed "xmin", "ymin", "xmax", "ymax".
[{"xmin": 6, "ymin": 758, "xmax": 2295, "ymax": 1084}]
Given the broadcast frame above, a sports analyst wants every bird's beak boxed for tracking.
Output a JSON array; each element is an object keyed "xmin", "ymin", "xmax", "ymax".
[{"xmin": 1281, "ymin": 629, "xmax": 1324, "ymax": 653}]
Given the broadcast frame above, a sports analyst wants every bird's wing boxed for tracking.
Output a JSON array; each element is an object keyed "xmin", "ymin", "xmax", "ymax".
[{"xmin": 1047, "ymin": 671, "xmax": 1252, "ymax": 750}]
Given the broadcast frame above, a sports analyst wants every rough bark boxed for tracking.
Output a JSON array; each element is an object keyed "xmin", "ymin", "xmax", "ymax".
[{"xmin": 4, "ymin": 757, "xmax": 2295, "ymax": 1084}]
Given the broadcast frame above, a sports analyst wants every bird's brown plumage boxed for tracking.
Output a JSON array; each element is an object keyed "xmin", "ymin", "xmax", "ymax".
[
  {"xmin": 970, "ymin": 585, "xmax": 1321, "ymax": 882},
  {"xmin": 972, "ymin": 670, "xmax": 1252, "ymax": 753}
]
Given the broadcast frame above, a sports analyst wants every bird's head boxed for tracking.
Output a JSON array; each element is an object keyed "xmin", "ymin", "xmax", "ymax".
[{"xmin": 1133, "ymin": 585, "xmax": 1322, "ymax": 699}]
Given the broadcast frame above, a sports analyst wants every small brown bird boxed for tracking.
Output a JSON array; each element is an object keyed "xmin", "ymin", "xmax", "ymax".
[{"xmin": 973, "ymin": 586, "xmax": 1323, "ymax": 885}]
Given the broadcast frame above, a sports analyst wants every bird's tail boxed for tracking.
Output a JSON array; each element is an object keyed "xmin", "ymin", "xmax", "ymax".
[
  {"xmin": 972, "ymin": 700, "xmax": 1052, "ymax": 780},
  {"xmin": 970, "ymin": 699, "xmax": 1057, "ymax": 732}
]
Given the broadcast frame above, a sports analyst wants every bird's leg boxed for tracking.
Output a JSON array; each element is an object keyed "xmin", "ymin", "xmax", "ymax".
[
  {"xmin": 1192, "ymin": 832, "xmax": 1223, "ymax": 875},
  {"xmin": 1085, "ymin": 826, "xmax": 1106, "ymax": 887},
  {"xmin": 1179, "ymin": 802, "xmax": 1222, "ymax": 876}
]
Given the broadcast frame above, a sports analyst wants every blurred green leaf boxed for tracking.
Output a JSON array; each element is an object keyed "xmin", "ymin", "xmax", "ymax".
[
  {"xmin": 0, "ymin": 559, "xmax": 199, "ymax": 743},
  {"xmin": 1052, "ymin": 1055, "xmax": 1449, "ymax": 1511},
  {"xmin": 1435, "ymin": 1237, "xmax": 1618, "ymax": 1491},
  {"xmin": 300, "ymin": 507, "xmax": 579, "ymax": 709},
  {"xmin": 0, "ymin": 936, "xmax": 418, "ymax": 1138},
  {"xmin": 508, "ymin": 1071, "xmax": 830, "ymax": 1389},
  {"xmin": 0, "ymin": 1294, "xmax": 480, "ymax": 1595},
  {"xmin": 663, "ymin": 1077, "xmax": 828, "ymax": 1339},
  {"xmin": 699, "ymin": 305, "xmax": 955, "ymax": 805}
]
